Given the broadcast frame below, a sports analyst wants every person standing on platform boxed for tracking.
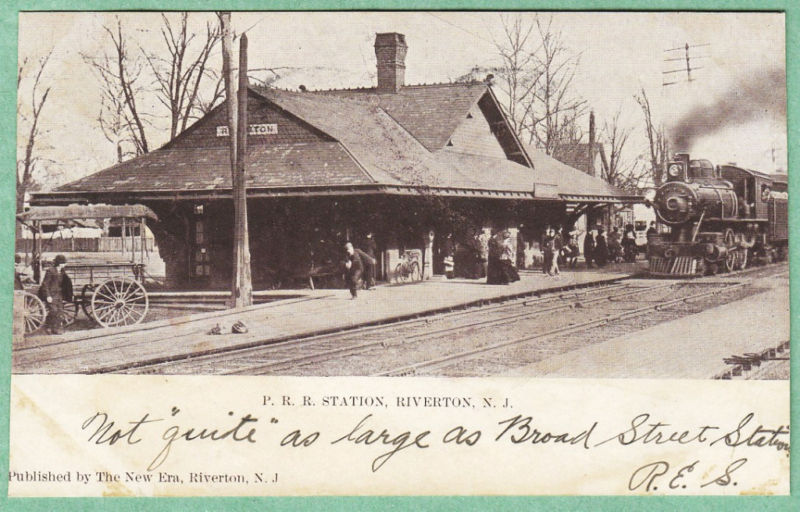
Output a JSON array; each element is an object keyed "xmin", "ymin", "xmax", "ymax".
[
  {"xmin": 542, "ymin": 228, "xmax": 555, "ymax": 276},
  {"xmin": 541, "ymin": 226, "xmax": 552, "ymax": 275},
  {"xmin": 646, "ymin": 221, "xmax": 658, "ymax": 260},
  {"xmin": 554, "ymin": 226, "xmax": 565, "ymax": 265},
  {"xmin": 608, "ymin": 226, "xmax": 622, "ymax": 263},
  {"xmin": 363, "ymin": 233, "xmax": 377, "ymax": 289},
  {"xmin": 499, "ymin": 230, "xmax": 520, "ymax": 284},
  {"xmin": 344, "ymin": 243, "xmax": 364, "ymax": 299},
  {"xmin": 478, "ymin": 228, "xmax": 490, "ymax": 279},
  {"xmin": 547, "ymin": 229, "xmax": 560, "ymax": 277},
  {"xmin": 442, "ymin": 233, "xmax": 455, "ymax": 279},
  {"xmin": 622, "ymin": 224, "xmax": 637, "ymax": 262},
  {"xmin": 486, "ymin": 229, "xmax": 503, "ymax": 284},
  {"xmin": 595, "ymin": 227, "xmax": 609, "ymax": 267},
  {"xmin": 583, "ymin": 229, "xmax": 596, "ymax": 268},
  {"xmin": 565, "ymin": 228, "xmax": 582, "ymax": 268},
  {"xmin": 38, "ymin": 254, "xmax": 72, "ymax": 334}
]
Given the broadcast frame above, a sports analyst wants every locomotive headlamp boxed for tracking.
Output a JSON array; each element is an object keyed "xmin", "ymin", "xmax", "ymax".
[{"xmin": 668, "ymin": 164, "xmax": 682, "ymax": 177}]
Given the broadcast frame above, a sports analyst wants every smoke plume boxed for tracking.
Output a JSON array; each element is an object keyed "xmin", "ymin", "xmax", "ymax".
[{"xmin": 668, "ymin": 66, "xmax": 786, "ymax": 151}]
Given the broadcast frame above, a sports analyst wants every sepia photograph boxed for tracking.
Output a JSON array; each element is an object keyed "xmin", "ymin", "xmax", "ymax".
[
  {"xmin": 12, "ymin": 10, "xmax": 788, "ymax": 379},
  {"xmin": 5, "ymin": 8, "xmax": 791, "ymax": 499}
]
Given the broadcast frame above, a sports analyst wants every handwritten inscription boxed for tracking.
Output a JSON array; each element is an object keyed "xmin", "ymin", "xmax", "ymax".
[{"xmin": 69, "ymin": 406, "xmax": 788, "ymax": 492}]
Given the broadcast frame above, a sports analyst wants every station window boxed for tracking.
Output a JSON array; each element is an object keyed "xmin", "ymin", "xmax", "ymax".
[
  {"xmin": 195, "ymin": 221, "xmax": 205, "ymax": 245},
  {"xmin": 194, "ymin": 247, "xmax": 210, "ymax": 277},
  {"xmin": 191, "ymin": 217, "xmax": 210, "ymax": 278}
]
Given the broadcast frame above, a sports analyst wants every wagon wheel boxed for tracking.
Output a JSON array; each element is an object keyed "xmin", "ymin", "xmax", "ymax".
[
  {"xmin": 90, "ymin": 278, "xmax": 149, "ymax": 328},
  {"xmin": 62, "ymin": 301, "xmax": 79, "ymax": 327},
  {"xmin": 410, "ymin": 261, "xmax": 421, "ymax": 282},
  {"xmin": 22, "ymin": 291, "xmax": 47, "ymax": 334},
  {"xmin": 723, "ymin": 229, "xmax": 736, "ymax": 272}
]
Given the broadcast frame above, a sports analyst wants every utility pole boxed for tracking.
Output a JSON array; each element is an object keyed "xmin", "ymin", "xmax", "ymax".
[
  {"xmin": 220, "ymin": 12, "xmax": 253, "ymax": 307},
  {"xmin": 662, "ymin": 42, "xmax": 709, "ymax": 87}
]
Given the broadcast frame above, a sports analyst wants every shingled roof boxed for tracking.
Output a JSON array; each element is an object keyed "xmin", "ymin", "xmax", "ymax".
[
  {"xmin": 47, "ymin": 81, "xmax": 636, "ymax": 203},
  {"xmin": 525, "ymin": 147, "xmax": 634, "ymax": 200},
  {"xmin": 308, "ymin": 82, "xmax": 489, "ymax": 151}
]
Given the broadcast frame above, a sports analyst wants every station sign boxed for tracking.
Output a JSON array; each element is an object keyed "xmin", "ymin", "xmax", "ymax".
[{"xmin": 216, "ymin": 124, "xmax": 278, "ymax": 137}]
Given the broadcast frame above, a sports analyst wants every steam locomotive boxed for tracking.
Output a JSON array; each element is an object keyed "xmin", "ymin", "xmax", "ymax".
[{"xmin": 647, "ymin": 153, "xmax": 788, "ymax": 276}]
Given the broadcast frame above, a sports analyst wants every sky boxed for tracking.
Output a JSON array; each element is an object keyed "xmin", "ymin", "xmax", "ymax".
[{"xmin": 17, "ymin": 11, "xmax": 787, "ymax": 188}]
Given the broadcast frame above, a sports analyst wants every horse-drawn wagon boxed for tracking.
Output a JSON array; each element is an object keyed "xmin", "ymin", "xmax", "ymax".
[{"xmin": 16, "ymin": 204, "xmax": 158, "ymax": 333}]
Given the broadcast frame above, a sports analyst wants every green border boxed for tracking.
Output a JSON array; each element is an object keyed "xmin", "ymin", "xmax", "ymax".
[{"xmin": 0, "ymin": 1, "xmax": 796, "ymax": 510}]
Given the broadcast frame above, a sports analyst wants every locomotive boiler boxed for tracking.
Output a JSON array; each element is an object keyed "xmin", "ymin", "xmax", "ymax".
[{"xmin": 647, "ymin": 153, "xmax": 788, "ymax": 276}]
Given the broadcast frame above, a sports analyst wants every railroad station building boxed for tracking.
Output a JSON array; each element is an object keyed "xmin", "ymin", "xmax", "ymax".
[{"xmin": 33, "ymin": 32, "xmax": 639, "ymax": 290}]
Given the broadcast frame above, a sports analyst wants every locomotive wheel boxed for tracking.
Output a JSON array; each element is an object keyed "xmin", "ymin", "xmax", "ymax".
[
  {"xmin": 738, "ymin": 249, "xmax": 748, "ymax": 270},
  {"xmin": 90, "ymin": 278, "xmax": 149, "ymax": 328},
  {"xmin": 22, "ymin": 291, "xmax": 47, "ymax": 334},
  {"xmin": 723, "ymin": 229, "xmax": 736, "ymax": 272},
  {"xmin": 724, "ymin": 251, "xmax": 736, "ymax": 272}
]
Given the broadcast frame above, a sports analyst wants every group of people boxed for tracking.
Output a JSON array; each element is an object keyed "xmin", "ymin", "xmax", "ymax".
[
  {"xmin": 341, "ymin": 220, "xmax": 658, "ymax": 296},
  {"xmin": 539, "ymin": 226, "xmax": 581, "ymax": 276},
  {"xmin": 486, "ymin": 230, "xmax": 520, "ymax": 285}
]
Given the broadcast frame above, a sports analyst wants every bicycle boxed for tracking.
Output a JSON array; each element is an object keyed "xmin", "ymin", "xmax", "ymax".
[{"xmin": 393, "ymin": 249, "xmax": 422, "ymax": 283}]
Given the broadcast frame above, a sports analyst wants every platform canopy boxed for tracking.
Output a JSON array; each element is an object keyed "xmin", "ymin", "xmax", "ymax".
[{"xmin": 17, "ymin": 204, "xmax": 158, "ymax": 223}]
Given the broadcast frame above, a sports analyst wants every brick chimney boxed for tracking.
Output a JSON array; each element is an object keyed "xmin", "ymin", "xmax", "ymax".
[{"xmin": 374, "ymin": 32, "xmax": 407, "ymax": 93}]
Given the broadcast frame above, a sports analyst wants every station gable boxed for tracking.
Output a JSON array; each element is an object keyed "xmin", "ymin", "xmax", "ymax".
[
  {"xmin": 443, "ymin": 97, "xmax": 508, "ymax": 160},
  {"xmin": 163, "ymin": 90, "xmax": 335, "ymax": 151}
]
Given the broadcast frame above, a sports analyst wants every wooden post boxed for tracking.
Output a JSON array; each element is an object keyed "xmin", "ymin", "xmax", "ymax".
[
  {"xmin": 140, "ymin": 218, "xmax": 146, "ymax": 263},
  {"xmin": 222, "ymin": 13, "xmax": 252, "ymax": 307},
  {"xmin": 121, "ymin": 217, "xmax": 128, "ymax": 260},
  {"xmin": 32, "ymin": 223, "xmax": 41, "ymax": 283}
]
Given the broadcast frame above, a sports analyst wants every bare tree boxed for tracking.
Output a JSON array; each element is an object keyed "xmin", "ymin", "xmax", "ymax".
[
  {"xmin": 493, "ymin": 15, "xmax": 540, "ymax": 137},
  {"xmin": 600, "ymin": 108, "xmax": 647, "ymax": 190},
  {"xmin": 142, "ymin": 13, "xmax": 222, "ymax": 139},
  {"xmin": 83, "ymin": 17, "xmax": 151, "ymax": 157},
  {"xmin": 524, "ymin": 15, "xmax": 587, "ymax": 155},
  {"xmin": 84, "ymin": 13, "xmax": 224, "ymax": 161},
  {"xmin": 493, "ymin": 14, "xmax": 586, "ymax": 156},
  {"xmin": 635, "ymin": 87, "xmax": 669, "ymax": 186},
  {"xmin": 17, "ymin": 51, "xmax": 52, "ymax": 214}
]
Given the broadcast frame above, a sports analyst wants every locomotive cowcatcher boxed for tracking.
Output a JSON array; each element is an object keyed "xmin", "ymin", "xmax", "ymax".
[{"xmin": 647, "ymin": 153, "xmax": 788, "ymax": 277}]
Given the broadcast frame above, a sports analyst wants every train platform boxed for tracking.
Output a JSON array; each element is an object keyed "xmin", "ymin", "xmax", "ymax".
[
  {"xmin": 504, "ymin": 271, "xmax": 790, "ymax": 379},
  {"xmin": 13, "ymin": 262, "xmax": 645, "ymax": 374}
]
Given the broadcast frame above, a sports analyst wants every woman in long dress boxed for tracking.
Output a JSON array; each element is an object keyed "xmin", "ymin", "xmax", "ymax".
[
  {"xmin": 486, "ymin": 231, "xmax": 502, "ymax": 284},
  {"xmin": 499, "ymin": 231, "xmax": 520, "ymax": 284}
]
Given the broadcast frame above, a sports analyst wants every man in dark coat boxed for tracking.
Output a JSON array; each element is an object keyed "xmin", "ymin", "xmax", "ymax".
[
  {"xmin": 595, "ymin": 227, "xmax": 609, "ymax": 267},
  {"xmin": 583, "ymin": 230, "xmax": 595, "ymax": 268},
  {"xmin": 38, "ymin": 254, "xmax": 72, "ymax": 334},
  {"xmin": 356, "ymin": 246, "xmax": 376, "ymax": 290},
  {"xmin": 344, "ymin": 243, "xmax": 364, "ymax": 299}
]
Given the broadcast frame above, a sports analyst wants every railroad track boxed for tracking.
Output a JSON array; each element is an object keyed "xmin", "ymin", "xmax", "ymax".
[
  {"xmin": 121, "ymin": 279, "xmax": 653, "ymax": 374},
  {"xmin": 123, "ymin": 262, "xmax": 786, "ymax": 376}
]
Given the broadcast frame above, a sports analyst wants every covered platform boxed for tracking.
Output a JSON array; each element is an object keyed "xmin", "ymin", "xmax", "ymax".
[{"xmin": 13, "ymin": 264, "xmax": 644, "ymax": 374}]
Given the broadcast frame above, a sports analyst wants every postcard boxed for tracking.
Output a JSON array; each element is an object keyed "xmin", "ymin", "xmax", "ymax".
[{"xmin": 5, "ymin": 9, "xmax": 791, "ymax": 500}]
